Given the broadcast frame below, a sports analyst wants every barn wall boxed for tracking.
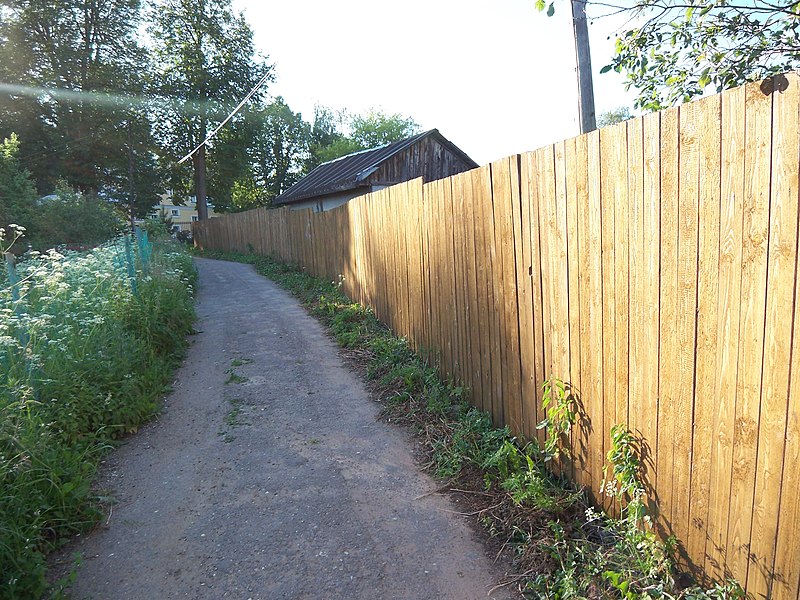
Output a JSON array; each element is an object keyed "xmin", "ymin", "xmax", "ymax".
[{"xmin": 367, "ymin": 137, "xmax": 474, "ymax": 186}]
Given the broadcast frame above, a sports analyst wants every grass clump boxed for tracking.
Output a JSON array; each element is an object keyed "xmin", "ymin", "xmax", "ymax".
[
  {"xmin": 197, "ymin": 249, "xmax": 744, "ymax": 600},
  {"xmin": 1, "ymin": 233, "xmax": 196, "ymax": 598}
]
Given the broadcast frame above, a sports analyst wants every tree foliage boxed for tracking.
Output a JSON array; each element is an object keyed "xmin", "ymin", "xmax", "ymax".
[
  {"xmin": 0, "ymin": 0, "xmax": 156, "ymax": 195},
  {"xmin": 604, "ymin": 0, "xmax": 800, "ymax": 110},
  {"xmin": 597, "ymin": 106, "xmax": 632, "ymax": 127},
  {"xmin": 537, "ymin": 0, "xmax": 799, "ymax": 111},
  {"xmin": 33, "ymin": 184, "xmax": 125, "ymax": 248},
  {"xmin": 250, "ymin": 97, "xmax": 310, "ymax": 202},
  {"xmin": 0, "ymin": 133, "xmax": 38, "ymax": 238},
  {"xmin": 306, "ymin": 108, "xmax": 419, "ymax": 171},
  {"xmin": 148, "ymin": 0, "xmax": 273, "ymax": 218}
]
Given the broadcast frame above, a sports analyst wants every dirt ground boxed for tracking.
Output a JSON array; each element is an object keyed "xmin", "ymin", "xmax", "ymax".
[{"xmin": 50, "ymin": 257, "xmax": 518, "ymax": 600}]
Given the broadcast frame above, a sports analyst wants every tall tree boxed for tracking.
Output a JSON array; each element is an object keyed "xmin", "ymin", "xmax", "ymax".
[
  {"xmin": 306, "ymin": 108, "xmax": 419, "ymax": 171},
  {"xmin": 251, "ymin": 97, "xmax": 310, "ymax": 202},
  {"xmin": 0, "ymin": 0, "xmax": 155, "ymax": 196},
  {"xmin": 349, "ymin": 110, "xmax": 419, "ymax": 152},
  {"xmin": 305, "ymin": 105, "xmax": 350, "ymax": 173},
  {"xmin": 148, "ymin": 0, "xmax": 272, "ymax": 220}
]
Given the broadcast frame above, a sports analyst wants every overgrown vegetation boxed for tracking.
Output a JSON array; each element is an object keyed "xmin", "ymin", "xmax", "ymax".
[
  {"xmin": 199, "ymin": 249, "xmax": 744, "ymax": 600},
  {"xmin": 0, "ymin": 229, "xmax": 196, "ymax": 598}
]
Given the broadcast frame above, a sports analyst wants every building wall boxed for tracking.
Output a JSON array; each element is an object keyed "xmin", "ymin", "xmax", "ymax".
[
  {"xmin": 150, "ymin": 196, "xmax": 216, "ymax": 232},
  {"xmin": 367, "ymin": 137, "xmax": 474, "ymax": 186},
  {"xmin": 285, "ymin": 188, "xmax": 372, "ymax": 213}
]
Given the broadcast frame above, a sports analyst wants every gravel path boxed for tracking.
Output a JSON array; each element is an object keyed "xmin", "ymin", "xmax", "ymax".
[{"xmin": 51, "ymin": 257, "xmax": 516, "ymax": 600}]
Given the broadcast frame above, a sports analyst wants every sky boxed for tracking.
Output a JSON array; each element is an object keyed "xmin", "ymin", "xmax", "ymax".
[{"xmin": 232, "ymin": 0, "xmax": 638, "ymax": 166}]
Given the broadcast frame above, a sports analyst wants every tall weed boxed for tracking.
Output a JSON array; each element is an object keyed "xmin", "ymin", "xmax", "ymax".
[{"xmin": 0, "ymin": 234, "xmax": 195, "ymax": 598}]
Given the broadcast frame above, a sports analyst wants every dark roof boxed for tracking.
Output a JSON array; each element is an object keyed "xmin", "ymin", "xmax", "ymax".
[{"xmin": 273, "ymin": 129, "xmax": 478, "ymax": 206}]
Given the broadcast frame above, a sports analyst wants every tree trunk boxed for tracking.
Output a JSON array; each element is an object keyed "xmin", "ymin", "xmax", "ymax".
[
  {"xmin": 193, "ymin": 111, "xmax": 209, "ymax": 221},
  {"xmin": 571, "ymin": 0, "xmax": 597, "ymax": 134},
  {"xmin": 195, "ymin": 143, "xmax": 209, "ymax": 221}
]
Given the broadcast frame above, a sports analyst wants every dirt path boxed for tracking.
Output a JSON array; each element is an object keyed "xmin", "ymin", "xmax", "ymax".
[{"xmin": 51, "ymin": 258, "xmax": 516, "ymax": 600}]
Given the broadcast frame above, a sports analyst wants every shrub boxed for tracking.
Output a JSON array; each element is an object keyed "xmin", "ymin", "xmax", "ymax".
[{"xmin": 0, "ymin": 235, "xmax": 195, "ymax": 598}]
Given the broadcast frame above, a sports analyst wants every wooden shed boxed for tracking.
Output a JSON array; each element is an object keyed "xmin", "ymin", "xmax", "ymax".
[{"xmin": 273, "ymin": 129, "xmax": 479, "ymax": 212}]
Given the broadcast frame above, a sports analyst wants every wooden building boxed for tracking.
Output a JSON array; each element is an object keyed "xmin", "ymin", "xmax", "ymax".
[{"xmin": 273, "ymin": 129, "xmax": 479, "ymax": 212}]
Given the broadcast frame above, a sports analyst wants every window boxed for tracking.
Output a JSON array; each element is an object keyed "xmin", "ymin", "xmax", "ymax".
[
  {"xmin": 171, "ymin": 225, "xmax": 180, "ymax": 233},
  {"xmin": 171, "ymin": 209, "xmax": 180, "ymax": 216},
  {"xmin": 191, "ymin": 216, "xmax": 198, "ymax": 222}
]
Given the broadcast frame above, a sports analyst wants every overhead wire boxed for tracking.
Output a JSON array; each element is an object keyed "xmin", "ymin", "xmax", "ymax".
[{"xmin": 176, "ymin": 70, "xmax": 271, "ymax": 165}]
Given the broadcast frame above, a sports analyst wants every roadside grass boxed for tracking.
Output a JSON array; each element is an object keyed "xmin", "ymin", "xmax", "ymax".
[
  {"xmin": 1, "ymin": 236, "xmax": 196, "ymax": 599},
  {"xmin": 199, "ymin": 249, "xmax": 743, "ymax": 600}
]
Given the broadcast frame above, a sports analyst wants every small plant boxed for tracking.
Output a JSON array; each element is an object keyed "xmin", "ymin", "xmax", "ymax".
[
  {"xmin": 602, "ymin": 424, "xmax": 647, "ymax": 525},
  {"xmin": 537, "ymin": 377, "xmax": 577, "ymax": 460},
  {"xmin": 230, "ymin": 357, "xmax": 253, "ymax": 367},
  {"xmin": 224, "ymin": 370, "xmax": 248, "ymax": 384}
]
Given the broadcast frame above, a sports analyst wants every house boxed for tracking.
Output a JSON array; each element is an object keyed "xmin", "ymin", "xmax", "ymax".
[
  {"xmin": 273, "ymin": 129, "xmax": 479, "ymax": 212},
  {"xmin": 148, "ymin": 195, "xmax": 215, "ymax": 234}
]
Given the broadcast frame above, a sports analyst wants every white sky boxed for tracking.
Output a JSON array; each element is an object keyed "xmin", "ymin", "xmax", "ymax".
[{"xmin": 233, "ymin": 0, "xmax": 637, "ymax": 166}]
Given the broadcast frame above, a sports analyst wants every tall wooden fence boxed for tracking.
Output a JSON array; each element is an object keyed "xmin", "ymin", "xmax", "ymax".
[{"xmin": 194, "ymin": 73, "xmax": 800, "ymax": 599}]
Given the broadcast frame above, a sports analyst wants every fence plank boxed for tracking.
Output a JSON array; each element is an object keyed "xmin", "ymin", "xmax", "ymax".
[
  {"xmin": 564, "ymin": 138, "xmax": 583, "ymax": 482},
  {"xmin": 641, "ymin": 112, "xmax": 661, "ymax": 517},
  {"xmin": 703, "ymin": 82, "xmax": 746, "ymax": 581},
  {"xmin": 748, "ymin": 74, "xmax": 798, "ymax": 599},
  {"xmin": 656, "ymin": 106, "xmax": 680, "ymax": 537},
  {"xmin": 769, "ymin": 72, "xmax": 800, "ymax": 600},
  {"xmin": 627, "ymin": 116, "xmax": 645, "ymax": 450},
  {"xmin": 686, "ymin": 94, "xmax": 723, "ymax": 576},
  {"xmin": 521, "ymin": 151, "xmax": 548, "ymax": 445},
  {"xmin": 474, "ymin": 166, "xmax": 501, "ymax": 421},
  {"xmin": 671, "ymin": 99, "xmax": 702, "ymax": 562},
  {"xmin": 726, "ymin": 79, "xmax": 773, "ymax": 586},
  {"xmin": 492, "ymin": 157, "xmax": 524, "ymax": 435}
]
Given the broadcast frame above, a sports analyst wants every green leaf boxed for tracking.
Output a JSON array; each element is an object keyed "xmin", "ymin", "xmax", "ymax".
[
  {"xmin": 546, "ymin": 2, "xmax": 555, "ymax": 17},
  {"xmin": 600, "ymin": 64, "xmax": 613, "ymax": 74},
  {"xmin": 534, "ymin": 0, "xmax": 545, "ymax": 11}
]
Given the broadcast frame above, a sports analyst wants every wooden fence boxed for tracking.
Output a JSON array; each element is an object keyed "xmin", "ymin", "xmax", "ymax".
[{"xmin": 194, "ymin": 73, "xmax": 800, "ymax": 599}]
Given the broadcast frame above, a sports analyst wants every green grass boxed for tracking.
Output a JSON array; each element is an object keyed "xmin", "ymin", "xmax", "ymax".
[
  {"xmin": 1, "ymin": 237, "xmax": 196, "ymax": 599},
  {"xmin": 197, "ymin": 248, "xmax": 745, "ymax": 600}
]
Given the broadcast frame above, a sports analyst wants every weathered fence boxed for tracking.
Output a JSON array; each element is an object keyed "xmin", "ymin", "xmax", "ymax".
[{"xmin": 195, "ymin": 73, "xmax": 800, "ymax": 599}]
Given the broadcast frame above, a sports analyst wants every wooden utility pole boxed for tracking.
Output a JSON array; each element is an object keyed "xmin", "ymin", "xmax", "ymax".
[
  {"xmin": 194, "ymin": 112, "xmax": 209, "ymax": 221},
  {"xmin": 571, "ymin": 0, "xmax": 597, "ymax": 133}
]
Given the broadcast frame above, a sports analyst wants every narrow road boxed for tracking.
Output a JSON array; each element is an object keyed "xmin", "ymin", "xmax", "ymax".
[{"xmin": 52, "ymin": 258, "xmax": 515, "ymax": 600}]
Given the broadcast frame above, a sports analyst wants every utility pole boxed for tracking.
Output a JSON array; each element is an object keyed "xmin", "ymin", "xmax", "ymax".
[{"xmin": 571, "ymin": 0, "xmax": 597, "ymax": 134}]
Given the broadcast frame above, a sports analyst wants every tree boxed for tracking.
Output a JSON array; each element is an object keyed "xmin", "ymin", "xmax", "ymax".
[
  {"xmin": 251, "ymin": 97, "xmax": 310, "ymax": 202},
  {"xmin": 305, "ymin": 106, "xmax": 350, "ymax": 173},
  {"xmin": 597, "ymin": 106, "xmax": 632, "ymax": 127},
  {"xmin": 306, "ymin": 108, "xmax": 419, "ymax": 171},
  {"xmin": 599, "ymin": 0, "xmax": 800, "ymax": 110},
  {"xmin": 206, "ymin": 117, "xmax": 255, "ymax": 213},
  {"xmin": 33, "ymin": 183, "xmax": 125, "ymax": 249},
  {"xmin": 349, "ymin": 110, "xmax": 419, "ymax": 150},
  {"xmin": 148, "ymin": 0, "xmax": 272, "ymax": 220},
  {"xmin": 0, "ymin": 0, "xmax": 157, "ymax": 196}
]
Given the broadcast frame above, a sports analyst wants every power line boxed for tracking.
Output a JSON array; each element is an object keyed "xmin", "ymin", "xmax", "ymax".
[{"xmin": 176, "ymin": 71, "xmax": 271, "ymax": 165}]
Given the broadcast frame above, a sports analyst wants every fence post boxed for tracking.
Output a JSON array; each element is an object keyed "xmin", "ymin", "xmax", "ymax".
[
  {"xmin": 4, "ymin": 252, "xmax": 20, "ymax": 305},
  {"xmin": 4, "ymin": 252, "xmax": 27, "ymax": 346},
  {"xmin": 135, "ymin": 226, "xmax": 151, "ymax": 275},
  {"xmin": 124, "ymin": 234, "xmax": 138, "ymax": 297}
]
